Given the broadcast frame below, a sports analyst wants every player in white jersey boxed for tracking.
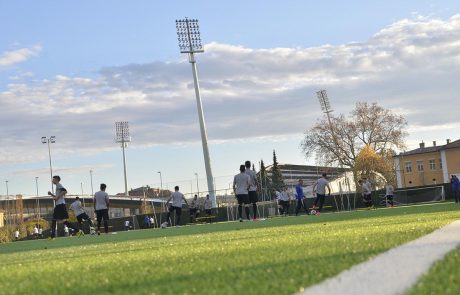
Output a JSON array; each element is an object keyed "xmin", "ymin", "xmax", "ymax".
[
  {"xmin": 312, "ymin": 173, "xmax": 332, "ymax": 215},
  {"xmin": 359, "ymin": 178, "xmax": 374, "ymax": 209},
  {"xmin": 165, "ymin": 186, "xmax": 188, "ymax": 226},
  {"xmin": 94, "ymin": 183, "xmax": 110, "ymax": 235},
  {"xmin": 385, "ymin": 182, "xmax": 395, "ymax": 207},
  {"xmin": 245, "ymin": 161, "xmax": 259, "ymax": 220},
  {"xmin": 69, "ymin": 196, "xmax": 94, "ymax": 236},
  {"xmin": 189, "ymin": 194, "xmax": 199, "ymax": 223},
  {"xmin": 48, "ymin": 175, "xmax": 77, "ymax": 239},
  {"xmin": 234, "ymin": 165, "xmax": 251, "ymax": 222},
  {"xmin": 204, "ymin": 194, "xmax": 212, "ymax": 216},
  {"xmin": 278, "ymin": 187, "xmax": 290, "ymax": 216}
]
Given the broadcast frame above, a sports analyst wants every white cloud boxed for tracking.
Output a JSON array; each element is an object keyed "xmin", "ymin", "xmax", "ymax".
[
  {"xmin": 0, "ymin": 45, "xmax": 42, "ymax": 69},
  {"xmin": 1, "ymin": 15, "xmax": 460, "ymax": 164}
]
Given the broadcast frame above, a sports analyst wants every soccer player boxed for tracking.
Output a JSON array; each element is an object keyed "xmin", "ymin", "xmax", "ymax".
[
  {"xmin": 295, "ymin": 179, "xmax": 309, "ymax": 216},
  {"xmin": 94, "ymin": 183, "xmax": 110, "ymax": 235},
  {"xmin": 69, "ymin": 196, "xmax": 94, "ymax": 236},
  {"xmin": 189, "ymin": 194, "xmax": 199, "ymax": 223},
  {"xmin": 451, "ymin": 175, "xmax": 460, "ymax": 203},
  {"xmin": 124, "ymin": 220, "xmax": 130, "ymax": 231},
  {"xmin": 234, "ymin": 164, "xmax": 251, "ymax": 222},
  {"xmin": 385, "ymin": 182, "xmax": 395, "ymax": 207},
  {"xmin": 14, "ymin": 229, "xmax": 19, "ymax": 241},
  {"xmin": 245, "ymin": 161, "xmax": 259, "ymax": 220},
  {"xmin": 312, "ymin": 173, "xmax": 332, "ymax": 215},
  {"xmin": 48, "ymin": 175, "xmax": 77, "ymax": 239},
  {"xmin": 33, "ymin": 225, "xmax": 39, "ymax": 239},
  {"xmin": 360, "ymin": 178, "xmax": 374, "ymax": 209},
  {"xmin": 278, "ymin": 187, "xmax": 290, "ymax": 216},
  {"xmin": 165, "ymin": 186, "xmax": 188, "ymax": 226},
  {"xmin": 204, "ymin": 194, "xmax": 212, "ymax": 216}
]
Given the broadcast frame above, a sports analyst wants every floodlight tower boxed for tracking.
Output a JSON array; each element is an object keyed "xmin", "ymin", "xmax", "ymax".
[
  {"xmin": 316, "ymin": 90, "xmax": 334, "ymax": 127},
  {"xmin": 115, "ymin": 122, "xmax": 131, "ymax": 196},
  {"xmin": 41, "ymin": 136, "xmax": 56, "ymax": 208},
  {"xmin": 316, "ymin": 90, "xmax": 340, "ymax": 146},
  {"xmin": 176, "ymin": 18, "xmax": 216, "ymax": 206}
]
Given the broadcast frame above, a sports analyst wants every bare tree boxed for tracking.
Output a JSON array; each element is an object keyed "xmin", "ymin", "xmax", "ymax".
[{"xmin": 301, "ymin": 102, "xmax": 407, "ymax": 184}]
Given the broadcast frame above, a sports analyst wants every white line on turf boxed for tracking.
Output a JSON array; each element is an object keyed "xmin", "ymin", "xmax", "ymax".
[{"xmin": 297, "ymin": 220, "xmax": 460, "ymax": 295}]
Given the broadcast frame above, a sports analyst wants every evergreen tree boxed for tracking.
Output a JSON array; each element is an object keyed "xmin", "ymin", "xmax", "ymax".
[
  {"xmin": 271, "ymin": 150, "xmax": 285, "ymax": 192},
  {"xmin": 257, "ymin": 160, "xmax": 271, "ymax": 200}
]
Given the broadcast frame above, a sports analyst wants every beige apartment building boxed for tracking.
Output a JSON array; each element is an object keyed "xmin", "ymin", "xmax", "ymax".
[{"xmin": 394, "ymin": 139, "xmax": 460, "ymax": 188}]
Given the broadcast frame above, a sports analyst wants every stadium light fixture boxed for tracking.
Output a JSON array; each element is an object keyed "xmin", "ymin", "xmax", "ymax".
[
  {"xmin": 175, "ymin": 17, "xmax": 216, "ymax": 207},
  {"xmin": 41, "ymin": 136, "xmax": 56, "ymax": 196},
  {"xmin": 115, "ymin": 122, "xmax": 131, "ymax": 196}
]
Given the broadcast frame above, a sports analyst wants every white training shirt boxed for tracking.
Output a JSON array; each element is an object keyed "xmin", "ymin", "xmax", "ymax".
[
  {"xmin": 234, "ymin": 172, "xmax": 251, "ymax": 195},
  {"xmin": 279, "ymin": 191, "xmax": 290, "ymax": 201},
  {"xmin": 38, "ymin": 228, "xmax": 42, "ymax": 234},
  {"xmin": 204, "ymin": 198, "xmax": 212, "ymax": 210},
  {"xmin": 33, "ymin": 227, "xmax": 38, "ymax": 234},
  {"xmin": 190, "ymin": 198, "xmax": 198, "ymax": 209},
  {"xmin": 15, "ymin": 231, "xmax": 19, "ymax": 238},
  {"xmin": 125, "ymin": 220, "xmax": 130, "ymax": 226},
  {"xmin": 55, "ymin": 183, "xmax": 66, "ymax": 205},
  {"xmin": 70, "ymin": 200, "xmax": 85, "ymax": 216},
  {"xmin": 64, "ymin": 225, "xmax": 69, "ymax": 233},
  {"xmin": 245, "ymin": 168, "xmax": 258, "ymax": 192},
  {"xmin": 362, "ymin": 182, "xmax": 371, "ymax": 194},
  {"xmin": 316, "ymin": 177, "xmax": 329, "ymax": 195},
  {"xmin": 386, "ymin": 185, "xmax": 394, "ymax": 196},
  {"xmin": 170, "ymin": 191, "xmax": 184, "ymax": 208},
  {"xmin": 94, "ymin": 191, "xmax": 109, "ymax": 210}
]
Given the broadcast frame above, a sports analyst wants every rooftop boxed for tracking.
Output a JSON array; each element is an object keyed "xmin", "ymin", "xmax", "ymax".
[{"xmin": 397, "ymin": 139, "xmax": 460, "ymax": 156}]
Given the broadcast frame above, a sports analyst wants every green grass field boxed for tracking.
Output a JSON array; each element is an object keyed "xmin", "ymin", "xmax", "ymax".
[
  {"xmin": 407, "ymin": 245, "xmax": 460, "ymax": 295},
  {"xmin": 0, "ymin": 203, "xmax": 458, "ymax": 295}
]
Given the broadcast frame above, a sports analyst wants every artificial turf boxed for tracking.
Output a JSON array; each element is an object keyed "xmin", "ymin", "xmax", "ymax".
[
  {"xmin": 0, "ymin": 203, "xmax": 458, "ymax": 295},
  {"xmin": 407, "ymin": 244, "xmax": 460, "ymax": 295}
]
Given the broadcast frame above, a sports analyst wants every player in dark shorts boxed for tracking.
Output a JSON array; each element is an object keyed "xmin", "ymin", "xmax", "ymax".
[
  {"xmin": 165, "ymin": 186, "xmax": 188, "ymax": 226},
  {"xmin": 234, "ymin": 164, "xmax": 251, "ymax": 222},
  {"xmin": 69, "ymin": 196, "xmax": 94, "ymax": 235},
  {"xmin": 245, "ymin": 161, "xmax": 259, "ymax": 220},
  {"xmin": 94, "ymin": 183, "xmax": 110, "ymax": 235},
  {"xmin": 48, "ymin": 175, "xmax": 77, "ymax": 239}
]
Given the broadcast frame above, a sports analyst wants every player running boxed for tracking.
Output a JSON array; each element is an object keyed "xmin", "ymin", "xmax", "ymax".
[
  {"xmin": 48, "ymin": 175, "xmax": 78, "ymax": 239},
  {"xmin": 360, "ymin": 178, "xmax": 374, "ymax": 209},
  {"xmin": 245, "ymin": 161, "xmax": 259, "ymax": 220},
  {"xmin": 165, "ymin": 186, "xmax": 188, "ymax": 226},
  {"xmin": 295, "ymin": 179, "xmax": 309, "ymax": 216},
  {"xmin": 94, "ymin": 183, "xmax": 110, "ymax": 235},
  {"xmin": 385, "ymin": 182, "xmax": 395, "ymax": 207},
  {"xmin": 234, "ymin": 164, "xmax": 251, "ymax": 222},
  {"xmin": 312, "ymin": 173, "xmax": 332, "ymax": 215},
  {"xmin": 69, "ymin": 196, "xmax": 95, "ymax": 236}
]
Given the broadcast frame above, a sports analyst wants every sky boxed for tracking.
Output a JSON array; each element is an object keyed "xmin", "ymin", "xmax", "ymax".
[{"xmin": 1, "ymin": 0, "xmax": 460, "ymax": 197}]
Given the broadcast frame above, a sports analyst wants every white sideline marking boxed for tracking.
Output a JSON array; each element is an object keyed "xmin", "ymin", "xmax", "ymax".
[{"xmin": 297, "ymin": 220, "xmax": 460, "ymax": 295}]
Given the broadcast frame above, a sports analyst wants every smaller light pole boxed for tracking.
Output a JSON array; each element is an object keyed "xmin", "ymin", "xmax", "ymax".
[
  {"xmin": 41, "ymin": 136, "xmax": 56, "ymax": 208},
  {"xmin": 195, "ymin": 173, "xmax": 200, "ymax": 196},
  {"xmin": 115, "ymin": 122, "xmax": 131, "ymax": 196},
  {"xmin": 158, "ymin": 171, "xmax": 164, "ymax": 209},
  {"xmin": 80, "ymin": 182, "xmax": 86, "ymax": 208},
  {"xmin": 5, "ymin": 180, "xmax": 10, "ymax": 226},
  {"xmin": 35, "ymin": 177, "xmax": 40, "ymax": 219},
  {"xmin": 90, "ymin": 169, "xmax": 94, "ymax": 197}
]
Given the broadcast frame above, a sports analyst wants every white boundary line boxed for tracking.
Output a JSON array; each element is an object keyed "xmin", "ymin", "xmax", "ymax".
[{"xmin": 297, "ymin": 220, "xmax": 460, "ymax": 295}]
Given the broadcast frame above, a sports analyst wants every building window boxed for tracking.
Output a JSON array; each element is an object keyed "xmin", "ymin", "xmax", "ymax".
[
  {"xmin": 439, "ymin": 159, "xmax": 443, "ymax": 170},
  {"xmin": 417, "ymin": 160, "xmax": 424, "ymax": 172},
  {"xmin": 405, "ymin": 161, "xmax": 412, "ymax": 173},
  {"xmin": 429, "ymin": 159, "xmax": 436, "ymax": 170}
]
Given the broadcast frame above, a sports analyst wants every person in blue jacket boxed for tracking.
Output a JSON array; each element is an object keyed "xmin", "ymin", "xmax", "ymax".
[
  {"xmin": 451, "ymin": 175, "xmax": 460, "ymax": 203},
  {"xmin": 295, "ymin": 179, "xmax": 309, "ymax": 216}
]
